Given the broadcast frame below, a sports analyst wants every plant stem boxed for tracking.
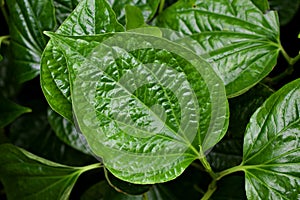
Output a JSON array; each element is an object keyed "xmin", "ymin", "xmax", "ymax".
[
  {"xmin": 280, "ymin": 45, "xmax": 300, "ymax": 66},
  {"xmin": 159, "ymin": 0, "xmax": 165, "ymax": 14},
  {"xmin": 198, "ymin": 146, "xmax": 218, "ymax": 179},
  {"xmin": 200, "ymin": 180, "xmax": 217, "ymax": 200},
  {"xmin": 0, "ymin": 35, "xmax": 10, "ymax": 45},
  {"xmin": 80, "ymin": 162, "xmax": 102, "ymax": 172},
  {"xmin": 216, "ymin": 165, "xmax": 245, "ymax": 181},
  {"xmin": 0, "ymin": 0, "xmax": 9, "ymax": 25}
]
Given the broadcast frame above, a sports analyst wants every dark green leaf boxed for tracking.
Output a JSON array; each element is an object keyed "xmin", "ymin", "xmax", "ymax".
[
  {"xmin": 156, "ymin": 0, "xmax": 280, "ymax": 97},
  {"xmin": 125, "ymin": 5, "xmax": 146, "ymax": 30},
  {"xmin": 81, "ymin": 181, "xmax": 175, "ymax": 200},
  {"xmin": 0, "ymin": 94, "xmax": 31, "ymax": 128},
  {"xmin": 53, "ymin": 0, "xmax": 81, "ymax": 25},
  {"xmin": 7, "ymin": 0, "xmax": 56, "ymax": 83},
  {"xmin": 0, "ymin": 144, "xmax": 101, "ymax": 200},
  {"xmin": 108, "ymin": 0, "xmax": 161, "ymax": 24},
  {"xmin": 41, "ymin": 0, "xmax": 125, "ymax": 122},
  {"xmin": 250, "ymin": 0, "xmax": 269, "ymax": 13},
  {"xmin": 0, "ymin": 54, "xmax": 2, "ymax": 61},
  {"xmin": 46, "ymin": 31, "xmax": 228, "ymax": 183},
  {"xmin": 47, "ymin": 108, "xmax": 94, "ymax": 155},
  {"xmin": 242, "ymin": 78, "xmax": 300, "ymax": 199},
  {"xmin": 269, "ymin": 0, "xmax": 300, "ymax": 25}
]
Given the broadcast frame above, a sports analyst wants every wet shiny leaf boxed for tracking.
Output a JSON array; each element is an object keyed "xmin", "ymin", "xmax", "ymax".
[
  {"xmin": 156, "ymin": 0, "xmax": 280, "ymax": 97},
  {"xmin": 46, "ymin": 31, "xmax": 228, "ymax": 183},
  {"xmin": 0, "ymin": 144, "xmax": 101, "ymax": 200},
  {"xmin": 242, "ymin": 78, "xmax": 300, "ymax": 200},
  {"xmin": 7, "ymin": 0, "xmax": 56, "ymax": 83},
  {"xmin": 41, "ymin": 0, "xmax": 124, "ymax": 122},
  {"xmin": 269, "ymin": 0, "xmax": 300, "ymax": 25}
]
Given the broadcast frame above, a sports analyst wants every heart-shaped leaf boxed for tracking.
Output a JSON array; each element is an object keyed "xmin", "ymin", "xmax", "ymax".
[
  {"xmin": 156, "ymin": 0, "xmax": 280, "ymax": 97},
  {"xmin": 0, "ymin": 144, "xmax": 101, "ymax": 200},
  {"xmin": 242, "ymin": 78, "xmax": 300, "ymax": 199},
  {"xmin": 7, "ymin": 0, "xmax": 56, "ymax": 83},
  {"xmin": 41, "ymin": 0, "xmax": 124, "ymax": 122},
  {"xmin": 46, "ymin": 30, "xmax": 229, "ymax": 183}
]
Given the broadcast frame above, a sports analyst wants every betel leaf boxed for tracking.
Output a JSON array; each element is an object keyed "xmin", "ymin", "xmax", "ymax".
[
  {"xmin": 250, "ymin": 0, "xmax": 269, "ymax": 13},
  {"xmin": 40, "ymin": 0, "xmax": 124, "ymax": 122},
  {"xmin": 242, "ymin": 78, "xmax": 300, "ymax": 200},
  {"xmin": 156, "ymin": 0, "xmax": 280, "ymax": 97},
  {"xmin": 53, "ymin": 0, "xmax": 81, "ymax": 25},
  {"xmin": 0, "ymin": 144, "xmax": 101, "ymax": 200},
  {"xmin": 125, "ymin": 5, "xmax": 146, "ymax": 30},
  {"xmin": 47, "ymin": 108, "xmax": 94, "ymax": 156},
  {"xmin": 46, "ymin": 30, "xmax": 229, "ymax": 183},
  {"xmin": 6, "ymin": 0, "xmax": 56, "ymax": 83},
  {"xmin": 0, "ymin": 94, "xmax": 31, "ymax": 128},
  {"xmin": 108, "ymin": 0, "xmax": 161, "ymax": 24},
  {"xmin": 269, "ymin": 0, "xmax": 300, "ymax": 25}
]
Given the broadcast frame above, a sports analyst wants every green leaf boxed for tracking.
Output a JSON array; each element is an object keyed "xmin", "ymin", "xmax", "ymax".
[
  {"xmin": 46, "ymin": 30, "xmax": 229, "ymax": 183},
  {"xmin": 7, "ymin": 0, "xmax": 56, "ymax": 83},
  {"xmin": 53, "ymin": 0, "xmax": 81, "ymax": 25},
  {"xmin": 41, "ymin": 0, "xmax": 125, "ymax": 122},
  {"xmin": 0, "ymin": 144, "xmax": 101, "ymax": 200},
  {"xmin": 0, "ymin": 54, "xmax": 2, "ymax": 61},
  {"xmin": 242, "ymin": 78, "xmax": 300, "ymax": 200},
  {"xmin": 47, "ymin": 108, "xmax": 94, "ymax": 155},
  {"xmin": 250, "ymin": 0, "xmax": 269, "ymax": 13},
  {"xmin": 269, "ymin": 0, "xmax": 300, "ymax": 25},
  {"xmin": 156, "ymin": 0, "xmax": 280, "ymax": 97},
  {"xmin": 0, "ymin": 94, "xmax": 31, "ymax": 128},
  {"xmin": 108, "ymin": 0, "xmax": 161, "ymax": 24},
  {"xmin": 125, "ymin": 5, "xmax": 146, "ymax": 30}
]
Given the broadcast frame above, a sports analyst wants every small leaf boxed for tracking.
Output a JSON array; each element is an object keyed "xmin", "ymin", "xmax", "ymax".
[
  {"xmin": 242, "ymin": 78, "xmax": 300, "ymax": 199},
  {"xmin": 7, "ymin": 0, "xmax": 56, "ymax": 83},
  {"xmin": 0, "ymin": 94, "xmax": 31, "ymax": 128},
  {"xmin": 41, "ymin": 0, "xmax": 124, "ymax": 122},
  {"xmin": 108, "ymin": 0, "xmax": 161, "ymax": 24},
  {"xmin": 156, "ymin": 0, "xmax": 280, "ymax": 97},
  {"xmin": 47, "ymin": 31, "xmax": 229, "ymax": 183},
  {"xmin": 0, "ymin": 144, "xmax": 101, "ymax": 200},
  {"xmin": 125, "ymin": 5, "xmax": 146, "ymax": 30},
  {"xmin": 47, "ymin": 108, "xmax": 94, "ymax": 155},
  {"xmin": 269, "ymin": 0, "xmax": 300, "ymax": 25}
]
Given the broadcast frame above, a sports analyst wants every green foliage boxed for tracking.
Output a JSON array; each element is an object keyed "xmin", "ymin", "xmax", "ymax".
[{"xmin": 0, "ymin": 0, "xmax": 299, "ymax": 199}]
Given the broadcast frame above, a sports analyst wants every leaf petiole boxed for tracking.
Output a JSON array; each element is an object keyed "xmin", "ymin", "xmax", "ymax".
[
  {"xmin": 198, "ymin": 146, "xmax": 218, "ymax": 179},
  {"xmin": 0, "ymin": 0, "xmax": 9, "ymax": 25},
  {"xmin": 158, "ymin": 0, "xmax": 165, "ymax": 13},
  {"xmin": 216, "ymin": 165, "xmax": 245, "ymax": 181},
  {"xmin": 280, "ymin": 45, "xmax": 300, "ymax": 66}
]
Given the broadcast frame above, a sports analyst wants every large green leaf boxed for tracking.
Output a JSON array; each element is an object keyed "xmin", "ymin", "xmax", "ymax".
[
  {"xmin": 46, "ymin": 30, "xmax": 229, "ymax": 183},
  {"xmin": 242, "ymin": 78, "xmax": 300, "ymax": 199},
  {"xmin": 41, "ymin": 0, "xmax": 124, "ymax": 122},
  {"xmin": 108, "ymin": 0, "xmax": 161, "ymax": 24},
  {"xmin": 0, "ymin": 144, "xmax": 101, "ymax": 200},
  {"xmin": 7, "ymin": 0, "xmax": 56, "ymax": 83},
  {"xmin": 0, "ymin": 94, "xmax": 31, "ymax": 128},
  {"xmin": 156, "ymin": 0, "xmax": 280, "ymax": 97},
  {"xmin": 269, "ymin": 0, "xmax": 300, "ymax": 25},
  {"xmin": 250, "ymin": 0, "xmax": 269, "ymax": 13}
]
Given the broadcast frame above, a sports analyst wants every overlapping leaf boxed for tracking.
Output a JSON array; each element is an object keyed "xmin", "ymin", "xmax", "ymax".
[
  {"xmin": 46, "ymin": 30, "xmax": 228, "ymax": 183},
  {"xmin": 41, "ymin": 0, "xmax": 124, "ymax": 122},
  {"xmin": 269, "ymin": 0, "xmax": 300, "ymax": 25},
  {"xmin": 156, "ymin": 0, "xmax": 280, "ymax": 97},
  {"xmin": 7, "ymin": 0, "xmax": 56, "ymax": 83},
  {"xmin": 0, "ymin": 144, "xmax": 101, "ymax": 200},
  {"xmin": 242, "ymin": 78, "xmax": 300, "ymax": 199}
]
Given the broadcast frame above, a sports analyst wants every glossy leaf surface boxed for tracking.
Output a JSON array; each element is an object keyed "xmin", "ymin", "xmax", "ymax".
[
  {"xmin": 41, "ymin": 0, "xmax": 124, "ymax": 122},
  {"xmin": 250, "ymin": 0, "xmax": 269, "ymax": 13},
  {"xmin": 242, "ymin": 79, "xmax": 300, "ymax": 200},
  {"xmin": 108, "ymin": 0, "xmax": 160, "ymax": 24},
  {"xmin": 53, "ymin": 0, "xmax": 81, "ymax": 25},
  {"xmin": 0, "ymin": 144, "xmax": 100, "ymax": 200},
  {"xmin": 47, "ymin": 31, "xmax": 228, "ymax": 183},
  {"xmin": 0, "ymin": 94, "xmax": 31, "ymax": 128},
  {"xmin": 156, "ymin": 0, "xmax": 280, "ymax": 97},
  {"xmin": 7, "ymin": 0, "xmax": 56, "ymax": 83}
]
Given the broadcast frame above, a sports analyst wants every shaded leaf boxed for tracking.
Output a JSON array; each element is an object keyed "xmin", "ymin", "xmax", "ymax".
[
  {"xmin": 250, "ymin": 0, "xmax": 269, "ymax": 13},
  {"xmin": 53, "ymin": 0, "xmax": 81, "ymax": 25},
  {"xmin": 156, "ymin": 0, "xmax": 280, "ymax": 97},
  {"xmin": 47, "ymin": 31, "xmax": 228, "ymax": 183},
  {"xmin": 242, "ymin": 78, "xmax": 300, "ymax": 199},
  {"xmin": 125, "ymin": 5, "xmax": 146, "ymax": 30},
  {"xmin": 7, "ymin": 0, "xmax": 56, "ymax": 83},
  {"xmin": 108, "ymin": 0, "xmax": 160, "ymax": 24},
  {"xmin": 269, "ymin": 0, "xmax": 300, "ymax": 25},
  {"xmin": 47, "ymin": 108, "xmax": 94, "ymax": 155},
  {"xmin": 0, "ymin": 144, "xmax": 101, "ymax": 200},
  {"xmin": 41, "ymin": 0, "xmax": 124, "ymax": 122},
  {"xmin": 0, "ymin": 94, "xmax": 31, "ymax": 128}
]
